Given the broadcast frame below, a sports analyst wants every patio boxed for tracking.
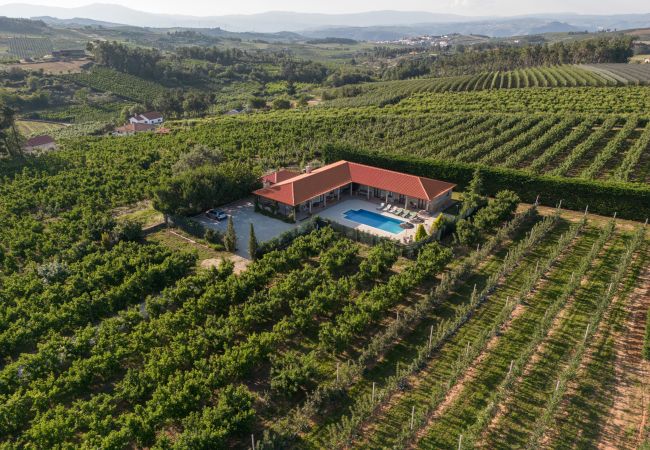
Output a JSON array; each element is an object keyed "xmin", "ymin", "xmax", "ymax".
[{"xmin": 316, "ymin": 197, "xmax": 440, "ymax": 243}]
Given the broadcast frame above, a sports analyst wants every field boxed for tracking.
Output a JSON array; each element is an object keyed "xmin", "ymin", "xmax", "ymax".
[
  {"xmin": 2, "ymin": 59, "xmax": 90, "ymax": 74},
  {"xmin": 6, "ymin": 37, "xmax": 53, "ymax": 58},
  {"xmin": 583, "ymin": 63, "xmax": 650, "ymax": 84},
  {"xmin": 15, "ymin": 119, "xmax": 66, "ymax": 137},
  {"xmin": 324, "ymin": 64, "xmax": 650, "ymax": 108},
  {"xmin": 0, "ymin": 183, "xmax": 647, "ymax": 448},
  {"xmin": 66, "ymin": 66, "xmax": 169, "ymax": 103},
  {"xmin": 25, "ymin": 102, "xmax": 126, "ymax": 123},
  {"xmin": 0, "ymin": 94, "xmax": 648, "ymax": 450},
  {"xmin": 169, "ymin": 88, "xmax": 650, "ymax": 186}
]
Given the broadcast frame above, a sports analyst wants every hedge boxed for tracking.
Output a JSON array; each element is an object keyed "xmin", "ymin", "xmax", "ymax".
[{"xmin": 324, "ymin": 145, "xmax": 650, "ymax": 222}]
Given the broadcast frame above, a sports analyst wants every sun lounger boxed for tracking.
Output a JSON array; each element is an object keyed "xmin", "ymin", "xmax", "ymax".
[
  {"xmin": 377, "ymin": 203, "xmax": 385, "ymax": 210},
  {"xmin": 383, "ymin": 204, "xmax": 392, "ymax": 211}
]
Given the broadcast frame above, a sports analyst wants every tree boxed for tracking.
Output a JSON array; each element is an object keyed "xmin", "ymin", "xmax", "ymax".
[
  {"xmin": 113, "ymin": 219, "xmax": 143, "ymax": 242},
  {"xmin": 248, "ymin": 223, "xmax": 258, "ymax": 260},
  {"xmin": 271, "ymin": 98, "xmax": 291, "ymax": 110},
  {"xmin": 153, "ymin": 163, "xmax": 260, "ymax": 216},
  {"xmin": 460, "ymin": 168, "xmax": 487, "ymax": 217},
  {"xmin": 74, "ymin": 87, "xmax": 91, "ymax": 105},
  {"xmin": 172, "ymin": 146, "xmax": 224, "ymax": 174},
  {"xmin": 120, "ymin": 103, "xmax": 145, "ymax": 123},
  {"xmin": 0, "ymin": 104, "xmax": 23, "ymax": 157},
  {"xmin": 224, "ymin": 216, "xmax": 237, "ymax": 252},
  {"xmin": 270, "ymin": 350, "xmax": 317, "ymax": 397},
  {"xmin": 286, "ymin": 80, "xmax": 297, "ymax": 96},
  {"xmin": 415, "ymin": 224, "xmax": 428, "ymax": 241},
  {"xmin": 455, "ymin": 219, "xmax": 480, "ymax": 246},
  {"xmin": 429, "ymin": 214, "xmax": 446, "ymax": 237},
  {"xmin": 204, "ymin": 228, "xmax": 223, "ymax": 245},
  {"xmin": 248, "ymin": 97, "xmax": 267, "ymax": 109},
  {"xmin": 474, "ymin": 190, "xmax": 520, "ymax": 231}
]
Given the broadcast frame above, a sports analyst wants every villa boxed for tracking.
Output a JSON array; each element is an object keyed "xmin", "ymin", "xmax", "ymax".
[{"xmin": 254, "ymin": 161, "xmax": 456, "ymax": 240}]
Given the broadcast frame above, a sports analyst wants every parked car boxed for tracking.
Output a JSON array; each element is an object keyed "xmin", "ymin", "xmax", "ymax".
[{"xmin": 205, "ymin": 209, "xmax": 228, "ymax": 221}]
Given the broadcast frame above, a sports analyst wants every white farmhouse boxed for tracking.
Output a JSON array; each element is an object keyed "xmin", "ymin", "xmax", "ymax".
[{"xmin": 129, "ymin": 111, "xmax": 164, "ymax": 125}]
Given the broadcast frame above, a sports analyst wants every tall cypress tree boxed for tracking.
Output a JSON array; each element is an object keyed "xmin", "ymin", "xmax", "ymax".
[
  {"xmin": 224, "ymin": 216, "xmax": 237, "ymax": 252},
  {"xmin": 248, "ymin": 223, "xmax": 258, "ymax": 260}
]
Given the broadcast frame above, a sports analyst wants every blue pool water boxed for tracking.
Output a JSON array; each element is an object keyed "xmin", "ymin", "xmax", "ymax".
[{"xmin": 343, "ymin": 209, "xmax": 405, "ymax": 234}]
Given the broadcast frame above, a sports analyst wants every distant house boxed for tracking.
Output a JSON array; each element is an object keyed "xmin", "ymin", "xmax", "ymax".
[
  {"xmin": 50, "ymin": 49, "xmax": 87, "ymax": 59},
  {"xmin": 24, "ymin": 135, "xmax": 56, "ymax": 152},
  {"xmin": 224, "ymin": 109, "xmax": 244, "ymax": 116},
  {"xmin": 113, "ymin": 123, "xmax": 156, "ymax": 136},
  {"xmin": 129, "ymin": 111, "xmax": 164, "ymax": 125}
]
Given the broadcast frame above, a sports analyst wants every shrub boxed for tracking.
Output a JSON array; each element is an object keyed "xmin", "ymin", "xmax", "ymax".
[
  {"xmin": 270, "ymin": 351, "xmax": 318, "ymax": 397},
  {"xmin": 248, "ymin": 97, "xmax": 267, "ymax": 109},
  {"xmin": 113, "ymin": 219, "xmax": 143, "ymax": 242},
  {"xmin": 271, "ymin": 98, "xmax": 291, "ymax": 110},
  {"xmin": 204, "ymin": 228, "xmax": 223, "ymax": 245},
  {"xmin": 474, "ymin": 190, "xmax": 520, "ymax": 231},
  {"xmin": 415, "ymin": 224, "xmax": 428, "ymax": 241}
]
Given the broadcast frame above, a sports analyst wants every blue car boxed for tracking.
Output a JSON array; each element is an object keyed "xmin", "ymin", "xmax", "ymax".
[{"xmin": 205, "ymin": 209, "xmax": 228, "ymax": 221}]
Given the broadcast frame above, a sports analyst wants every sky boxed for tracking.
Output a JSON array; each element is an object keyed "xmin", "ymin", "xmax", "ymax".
[{"xmin": 1, "ymin": 0, "xmax": 648, "ymax": 16}]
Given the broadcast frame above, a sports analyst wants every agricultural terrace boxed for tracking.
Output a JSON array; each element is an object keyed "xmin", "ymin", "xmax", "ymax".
[
  {"xmin": 6, "ymin": 37, "xmax": 53, "ymax": 59},
  {"xmin": 66, "ymin": 67, "xmax": 169, "ymax": 103},
  {"xmin": 323, "ymin": 64, "xmax": 650, "ymax": 108},
  {"xmin": 164, "ymin": 87, "xmax": 650, "ymax": 189},
  {"xmin": 15, "ymin": 119, "xmax": 66, "ymax": 137}
]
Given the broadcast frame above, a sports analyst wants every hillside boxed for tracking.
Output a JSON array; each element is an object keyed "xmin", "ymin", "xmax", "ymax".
[{"xmin": 0, "ymin": 14, "xmax": 649, "ymax": 450}]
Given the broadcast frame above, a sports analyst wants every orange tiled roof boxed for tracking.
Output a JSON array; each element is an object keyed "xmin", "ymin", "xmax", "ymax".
[
  {"xmin": 254, "ymin": 161, "xmax": 455, "ymax": 206},
  {"xmin": 261, "ymin": 169, "xmax": 301, "ymax": 185}
]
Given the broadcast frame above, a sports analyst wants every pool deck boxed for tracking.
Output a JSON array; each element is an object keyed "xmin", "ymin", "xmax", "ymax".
[{"xmin": 318, "ymin": 198, "xmax": 438, "ymax": 243}]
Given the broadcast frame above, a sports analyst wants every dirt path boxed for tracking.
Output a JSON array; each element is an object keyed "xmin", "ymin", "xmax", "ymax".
[
  {"xmin": 597, "ymin": 261, "xmax": 650, "ymax": 450},
  {"xmin": 167, "ymin": 230, "xmax": 251, "ymax": 273},
  {"xmin": 200, "ymin": 255, "xmax": 250, "ymax": 274}
]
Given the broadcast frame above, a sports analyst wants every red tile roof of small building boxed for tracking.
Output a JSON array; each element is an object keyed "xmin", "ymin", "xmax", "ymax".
[
  {"xmin": 261, "ymin": 169, "xmax": 301, "ymax": 185},
  {"xmin": 254, "ymin": 161, "xmax": 456, "ymax": 206},
  {"xmin": 25, "ymin": 134, "xmax": 55, "ymax": 147}
]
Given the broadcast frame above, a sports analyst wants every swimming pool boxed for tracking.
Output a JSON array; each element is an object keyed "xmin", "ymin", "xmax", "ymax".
[{"xmin": 343, "ymin": 209, "xmax": 405, "ymax": 234}]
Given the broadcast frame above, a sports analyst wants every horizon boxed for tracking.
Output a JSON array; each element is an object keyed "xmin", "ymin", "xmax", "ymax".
[{"xmin": 0, "ymin": 1, "xmax": 648, "ymax": 18}]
